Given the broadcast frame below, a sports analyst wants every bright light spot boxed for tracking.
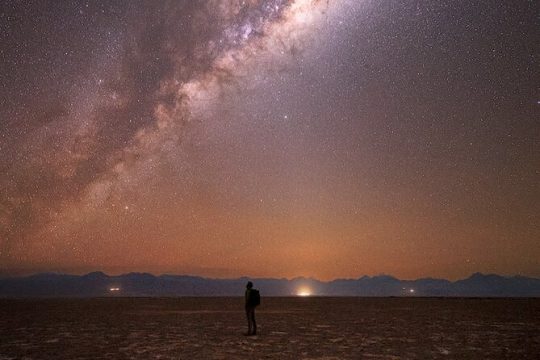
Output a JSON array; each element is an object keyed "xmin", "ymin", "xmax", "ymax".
[
  {"xmin": 109, "ymin": 287, "xmax": 120, "ymax": 292},
  {"xmin": 297, "ymin": 287, "xmax": 312, "ymax": 297},
  {"xmin": 409, "ymin": 289, "xmax": 415, "ymax": 294}
]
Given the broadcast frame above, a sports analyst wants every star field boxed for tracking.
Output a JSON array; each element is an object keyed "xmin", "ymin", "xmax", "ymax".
[{"xmin": 0, "ymin": 0, "xmax": 538, "ymax": 280}]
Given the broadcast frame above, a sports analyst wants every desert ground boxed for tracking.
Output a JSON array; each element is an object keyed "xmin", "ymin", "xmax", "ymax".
[{"xmin": 0, "ymin": 297, "xmax": 538, "ymax": 359}]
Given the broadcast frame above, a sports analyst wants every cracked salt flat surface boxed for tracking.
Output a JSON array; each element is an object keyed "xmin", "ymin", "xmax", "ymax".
[{"xmin": 0, "ymin": 297, "xmax": 538, "ymax": 359}]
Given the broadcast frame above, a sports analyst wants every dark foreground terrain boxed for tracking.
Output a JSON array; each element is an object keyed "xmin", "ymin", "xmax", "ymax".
[{"xmin": 0, "ymin": 297, "xmax": 538, "ymax": 359}]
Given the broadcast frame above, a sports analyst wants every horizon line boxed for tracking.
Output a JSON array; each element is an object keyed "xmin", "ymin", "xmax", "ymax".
[{"xmin": 1, "ymin": 270, "xmax": 538, "ymax": 282}]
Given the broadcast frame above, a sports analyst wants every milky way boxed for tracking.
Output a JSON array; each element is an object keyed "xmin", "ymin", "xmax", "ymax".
[{"xmin": 0, "ymin": 1, "xmax": 538, "ymax": 279}]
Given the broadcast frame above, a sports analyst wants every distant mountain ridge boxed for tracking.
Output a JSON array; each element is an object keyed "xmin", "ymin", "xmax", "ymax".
[{"xmin": 0, "ymin": 272, "xmax": 538, "ymax": 297}]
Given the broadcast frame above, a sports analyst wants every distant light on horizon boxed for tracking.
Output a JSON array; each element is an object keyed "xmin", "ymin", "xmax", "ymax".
[
  {"xmin": 409, "ymin": 289, "xmax": 415, "ymax": 294},
  {"xmin": 109, "ymin": 287, "xmax": 120, "ymax": 292},
  {"xmin": 297, "ymin": 287, "xmax": 312, "ymax": 297}
]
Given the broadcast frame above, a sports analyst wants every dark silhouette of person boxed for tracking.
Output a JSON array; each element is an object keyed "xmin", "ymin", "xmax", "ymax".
[{"xmin": 244, "ymin": 281, "xmax": 257, "ymax": 336}]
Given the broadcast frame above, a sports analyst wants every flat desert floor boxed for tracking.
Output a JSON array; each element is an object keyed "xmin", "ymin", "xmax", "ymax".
[{"xmin": 0, "ymin": 297, "xmax": 538, "ymax": 359}]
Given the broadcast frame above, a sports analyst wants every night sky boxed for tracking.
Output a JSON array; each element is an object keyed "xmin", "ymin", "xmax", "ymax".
[{"xmin": 1, "ymin": 1, "xmax": 538, "ymax": 280}]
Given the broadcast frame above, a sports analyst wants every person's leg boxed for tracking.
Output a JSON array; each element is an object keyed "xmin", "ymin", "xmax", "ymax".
[
  {"xmin": 246, "ymin": 308, "xmax": 252, "ymax": 335},
  {"xmin": 252, "ymin": 309, "xmax": 257, "ymax": 335}
]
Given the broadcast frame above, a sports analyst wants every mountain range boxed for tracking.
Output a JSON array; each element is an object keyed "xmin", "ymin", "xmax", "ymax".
[{"xmin": 1, "ymin": 272, "xmax": 539, "ymax": 297}]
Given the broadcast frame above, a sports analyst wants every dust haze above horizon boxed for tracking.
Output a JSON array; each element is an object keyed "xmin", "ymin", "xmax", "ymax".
[{"xmin": 1, "ymin": 0, "xmax": 538, "ymax": 281}]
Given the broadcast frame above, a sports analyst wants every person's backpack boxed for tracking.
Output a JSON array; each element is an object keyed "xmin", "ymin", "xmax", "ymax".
[{"xmin": 250, "ymin": 289, "xmax": 261, "ymax": 307}]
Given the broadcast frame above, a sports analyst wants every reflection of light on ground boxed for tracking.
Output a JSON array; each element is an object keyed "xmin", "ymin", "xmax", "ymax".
[
  {"xmin": 109, "ymin": 287, "xmax": 120, "ymax": 292},
  {"xmin": 297, "ymin": 287, "xmax": 312, "ymax": 297}
]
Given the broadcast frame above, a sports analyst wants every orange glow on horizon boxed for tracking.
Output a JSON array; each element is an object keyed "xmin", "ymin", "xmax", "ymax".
[{"xmin": 297, "ymin": 287, "xmax": 312, "ymax": 297}]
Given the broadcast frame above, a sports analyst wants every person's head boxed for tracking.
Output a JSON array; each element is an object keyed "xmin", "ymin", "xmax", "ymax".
[{"xmin": 246, "ymin": 281, "xmax": 253, "ymax": 289}]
